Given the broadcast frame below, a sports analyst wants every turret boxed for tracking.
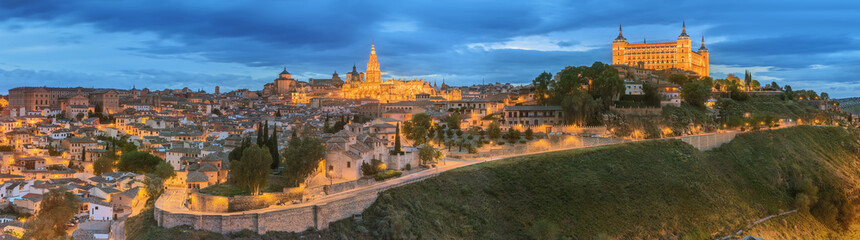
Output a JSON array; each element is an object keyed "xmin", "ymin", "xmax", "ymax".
[{"xmin": 612, "ymin": 25, "xmax": 629, "ymax": 65}]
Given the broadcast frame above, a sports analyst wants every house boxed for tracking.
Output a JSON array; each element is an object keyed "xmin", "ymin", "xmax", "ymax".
[
  {"xmin": 14, "ymin": 193, "xmax": 42, "ymax": 214},
  {"xmin": 110, "ymin": 187, "xmax": 143, "ymax": 209},
  {"xmin": 325, "ymin": 129, "xmax": 389, "ymax": 181},
  {"xmin": 501, "ymin": 105, "xmax": 565, "ymax": 127},
  {"xmin": 165, "ymin": 147, "xmax": 201, "ymax": 170},
  {"xmin": 88, "ymin": 186, "xmax": 121, "ymax": 202},
  {"xmin": 87, "ymin": 199, "xmax": 113, "ymax": 221}
]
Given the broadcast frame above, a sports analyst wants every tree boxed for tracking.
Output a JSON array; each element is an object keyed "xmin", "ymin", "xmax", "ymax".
[
  {"xmin": 445, "ymin": 112, "xmax": 461, "ymax": 130},
  {"xmin": 144, "ymin": 175, "xmax": 165, "ymax": 200},
  {"xmin": 744, "ymin": 70, "xmax": 753, "ymax": 91},
  {"xmin": 229, "ymin": 137, "xmax": 251, "ymax": 162},
  {"xmin": 361, "ymin": 159, "xmax": 384, "ymax": 176},
  {"xmin": 282, "ymin": 137, "xmax": 326, "ymax": 187},
  {"xmin": 274, "ymin": 110, "xmax": 281, "ymax": 117},
  {"xmin": 93, "ymin": 151, "xmax": 118, "ymax": 176},
  {"xmin": 268, "ymin": 126, "xmax": 280, "ymax": 169},
  {"xmin": 418, "ymin": 144, "xmax": 441, "ymax": 165},
  {"xmin": 75, "ymin": 113, "xmax": 85, "ymax": 121},
  {"xmin": 152, "ymin": 161, "xmax": 176, "ymax": 179},
  {"xmin": 504, "ymin": 128, "xmax": 521, "ymax": 143},
  {"xmin": 403, "ymin": 113, "xmax": 432, "ymax": 145},
  {"xmin": 81, "ymin": 147, "xmax": 87, "ymax": 162},
  {"xmin": 525, "ymin": 128, "xmax": 534, "ymax": 140},
  {"xmin": 642, "ymin": 83, "xmax": 661, "ymax": 107},
  {"xmin": 681, "ymin": 80, "xmax": 712, "ymax": 109},
  {"xmin": 749, "ymin": 80, "xmax": 761, "ymax": 90},
  {"xmin": 487, "ymin": 122, "xmax": 502, "ymax": 139},
  {"xmin": 118, "ymin": 151, "xmax": 167, "ymax": 174},
  {"xmin": 393, "ymin": 123, "xmax": 403, "ymax": 154},
  {"xmin": 230, "ymin": 144, "xmax": 272, "ymax": 195},
  {"xmin": 668, "ymin": 74, "xmax": 689, "ymax": 86},
  {"xmin": 532, "ymin": 71, "xmax": 553, "ymax": 103},
  {"xmin": 23, "ymin": 188, "xmax": 80, "ymax": 240},
  {"xmin": 821, "ymin": 92, "xmax": 830, "ymax": 100},
  {"xmin": 212, "ymin": 108, "xmax": 223, "ymax": 116},
  {"xmin": 585, "ymin": 62, "xmax": 625, "ymax": 108}
]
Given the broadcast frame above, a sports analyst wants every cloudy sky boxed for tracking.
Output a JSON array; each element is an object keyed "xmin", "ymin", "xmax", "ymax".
[{"xmin": 0, "ymin": 1, "xmax": 857, "ymax": 97}]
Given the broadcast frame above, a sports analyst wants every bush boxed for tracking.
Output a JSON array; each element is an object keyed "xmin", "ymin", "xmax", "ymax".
[
  {"xmin": 497, "ymin": 142, "xmax": 505, "ymax": 145},
  {"xmin": 519, "ymin": 140, "xmax": 527, "ymax": 144},
  {"xmin": 361, "ymin": 159, "xmax": 384, "ymax": 176},
  {"xmin": 405, "ymin": 164, "xmax": 411, "ymax": 171},
  {"xmin": 374, "ymin": 170, "xmax": 402, "ymax": 181}
]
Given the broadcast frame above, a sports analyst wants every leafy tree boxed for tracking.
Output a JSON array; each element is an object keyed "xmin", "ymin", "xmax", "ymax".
[
  {"xmin": 212, "ymin": 108, "xmax": 223, "ymax": 116},
  {"xmin": 403, "ymin": 113, "xmax": 431, "ymax": 145},
  {"xmin": 561, "ymin": 89, "xmax": 602, "ymax": 125},
  {"xmin": 229, "ymin": 137, "xmax": 251, "ymax": 162},
  {"xmin": 487, "ymin": 122, "xmax": 501, "ymax": 139},
  {"xmin": 744, "ymin": 70, "xmax": 752, "ymax": 91},
  {"xmin": 749, "ymin": 80, "xmax": 761, "ymax": 90},
  {"xmin": 274, "ymin": 110, "xmax": 281, "ymax": 117},
  {"xmin": 75, "ymin": 113, "xmax": 85, "ymax": 121},
  {"xmin": 525, "ymin": 128, "xmax": 534, "ymax": 140},
  {"xmin": 668, "ymin": 74, "xmax": 689, "ymax": 86},
  {"xmin": 418, "ymin": 144, "xmax": 441, "ymax": 165},
  {"xmin": 23, "ymin": 188, "xmax": 80, "ymax": 240},
  {"xmin": 681, "ymin": 80, "xmax": 712, "ymax": 109},
  {"xmin": 642, "ymin": 83, "xmax": 661, "ymax": 107},
  {"xmin": 504, "ymin": 128, "xmax": 521, "ymax": 143},
  {"xmin": 230, "ymin": 144, "xmax": 272, "ymax": 195},
  {"xmin": 532, "ymin": 71, "xmax": 553, "ymax": 103},
  {"xmin": 361, "ymin": 159, "xmax": 384, "ymax": 176},
  {"xmin": 144, "ymin": 175, "xmax": 165, "ymax": 200},
  {"xmin": 445, "ymin": 112, "xmax": 461, "ymax": 130},
  {"xmin": 93, "ymin": 151, "xmax": 119, "ymax": 176},
  {"xmin": 118, "ymin": 151, "xmax": 164, "ymax": 174},
  {"xmin": 282, "ymin": 137, "xmax": 325, "ymax": 187},
  {"xmin": 770, "ymin": 81, "xmax": 780, "ymax": 91},
  {"xmin": 820, "ymin": 92, "xmax": 830, "ymax": 100},
  {"xmin": 585, "ymin": 62, "xmax": 625, "ymax": 108},
  {"xmin": 152, "ymin": 161, "xmax": 176, "ymax": 179}
]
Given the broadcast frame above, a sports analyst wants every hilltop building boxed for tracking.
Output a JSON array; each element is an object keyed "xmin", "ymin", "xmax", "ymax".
[
  {"xmin": 340, "ymin": 44, "xmax": 461, "ymax": 103},
  {"xmin": 611, "ymin": 22, "xmax": 709, "ymax": 77}
]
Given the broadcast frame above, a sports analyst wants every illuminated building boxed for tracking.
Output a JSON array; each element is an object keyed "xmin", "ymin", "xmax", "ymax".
[
  {"xmin": 341, "ymin": 44, "xmax": 461, "ymax": 103},
  {"xmin": 612, "ymin": 22, "xmax": 709, "ymax": 77}
]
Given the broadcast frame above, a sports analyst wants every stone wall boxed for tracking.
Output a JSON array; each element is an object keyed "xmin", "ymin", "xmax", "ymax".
[
  {"xmin": 188, "ymin": 187, "xmax": 304, "ymax": 213},
  {"xmin": 157, "ymin": 175, "xmax": 430, "ymax": 234}
]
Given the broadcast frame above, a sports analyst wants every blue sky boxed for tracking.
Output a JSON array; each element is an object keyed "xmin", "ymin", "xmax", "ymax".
[{"xmin": 0, "ymin": 1, "xmax": 858, "ymax": 97}]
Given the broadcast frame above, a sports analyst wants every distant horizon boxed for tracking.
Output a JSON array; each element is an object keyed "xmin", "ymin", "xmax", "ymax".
[{"xmin": 0, "ymin": 1, "xmax": 857, "ymax": 98}]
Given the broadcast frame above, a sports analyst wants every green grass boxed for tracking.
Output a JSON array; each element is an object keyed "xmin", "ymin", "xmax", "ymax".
[
  {"xmin": 124, "ymin": 126, "xmax": 860, "ymax": 239},
  {"xmin": 319, "ymin": 126, "xmax": 860, "ymax": 239}
]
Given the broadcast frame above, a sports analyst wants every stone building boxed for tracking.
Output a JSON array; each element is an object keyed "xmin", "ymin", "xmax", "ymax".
[
  {"xmin": 341, "ymin": 44, "xmax": 461, "ymax": 103},
  {"xmin": 612, "ymin": 22, "xmax": 709, "ymax": 77},
  {"xmin": 7, "ymin": 87, "xmax": 119, "ymax": 113}
]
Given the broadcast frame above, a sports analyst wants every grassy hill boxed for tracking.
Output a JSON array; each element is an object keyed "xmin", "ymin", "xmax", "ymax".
[
  {"xmin": 126, "ymin": 126, "xmax": 860, "ymax": 239},
  {"xmin": 316, "ymin": 126, "xmax": 860, "ymax": 239}
]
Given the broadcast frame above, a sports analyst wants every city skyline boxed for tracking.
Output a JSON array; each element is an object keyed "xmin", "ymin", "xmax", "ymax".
[{"xmin": 0, "ymin": 1, "xmax": 858, "ymax": 97}]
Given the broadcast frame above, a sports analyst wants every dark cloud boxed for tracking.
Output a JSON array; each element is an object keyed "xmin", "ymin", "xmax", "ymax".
[{"xmin": 0, "ymin": 0, "xmax": 859, "ymax": 97}]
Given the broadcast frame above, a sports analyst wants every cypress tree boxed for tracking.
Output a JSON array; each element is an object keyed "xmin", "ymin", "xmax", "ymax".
[
  {"xmin": 393, "ymin": 123, "xmax": 402, "ymax": 154},
  {"xmin": 81, "ymin": 147, "xmax": 87, "ymax": 162},
  {"xmin": 256, "ymin": 122, "xmax": 265, "ymax": 146},
  {"xmin": 269, "ymin": 126, "xmax": 280, "ymax": 169}
]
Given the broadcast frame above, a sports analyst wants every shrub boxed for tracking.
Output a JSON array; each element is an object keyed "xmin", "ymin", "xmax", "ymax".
[
  {"xmin": 519, "ymin": 140, "xmax": 527, "ymax": 144},
  {"xmin": 374, "ymin": 170, "xmax": 402, "ymax": 181},
  {"xmin": 466, "ymin": 135, "xmax": 474, "ymax": 140},
  {"xmin": 361, "ymin": 159, "xmax": 384, "ymax": 176},
  {"xmin": 405, "ymin": 164, "xmax": 411, "ymax": 171},
  {"xmin": 497, "ymin": 142, "xmax": 505, "ymax": 145}
]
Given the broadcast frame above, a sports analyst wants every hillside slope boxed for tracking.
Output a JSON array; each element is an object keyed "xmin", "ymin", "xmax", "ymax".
[{"xmin": 317, "ymin": 126, "xmax": 860, "ymax": 239}]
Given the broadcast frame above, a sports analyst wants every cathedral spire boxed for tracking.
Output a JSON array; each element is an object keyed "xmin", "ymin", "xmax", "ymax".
[
  {"xmin": 614, "ymin": 24, "xmax": 627, "ymax": 42},
  {"xmin": 366, "ymin": 42, "xmax": 381, "ymax": 83},
  {"xmin": 699, "ymin": 36, "xmax": 708, "ymax": 51},
  {"xmin": 679, "ymin": 21, "xmax": 689, "ymax": 37}
]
